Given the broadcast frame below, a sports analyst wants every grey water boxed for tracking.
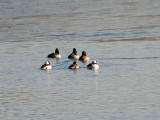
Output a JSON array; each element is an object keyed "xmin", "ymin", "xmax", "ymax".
[{"xmin": 0, "ymin": 0, "xmax": 160, "ymax": 120}]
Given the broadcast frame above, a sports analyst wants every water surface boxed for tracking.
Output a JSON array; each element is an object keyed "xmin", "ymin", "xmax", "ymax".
[{"xmin": 0, "ymin": 0, "xmax": 160, "ymax": 120}]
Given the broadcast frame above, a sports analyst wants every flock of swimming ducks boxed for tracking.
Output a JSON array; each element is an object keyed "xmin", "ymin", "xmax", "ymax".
[{"xmin": 40, "ymin": 48, "xmax": 99, "ymax": 70}]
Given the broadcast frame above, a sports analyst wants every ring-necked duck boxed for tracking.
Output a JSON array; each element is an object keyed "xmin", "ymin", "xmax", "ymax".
[
  {"xmin": 48, "ymin": 48, "xmax": 61, "ymax": 58},
  {"xmin": 68, "ymin": 48, "xmax": 79, "ymax": 60}
]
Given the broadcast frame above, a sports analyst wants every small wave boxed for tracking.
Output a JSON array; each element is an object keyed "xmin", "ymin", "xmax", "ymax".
[
  {"xmin": 109, "ymin": 57, "xmax": 159, "ymax": 60},
  {"xmin": 94, "ymin": 37, "xmax": 160, "ymax": 43}
]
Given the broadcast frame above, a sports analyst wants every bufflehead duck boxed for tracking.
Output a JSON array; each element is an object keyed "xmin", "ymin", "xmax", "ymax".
[
  {"xmin": 68, "ymin": 48, "xmax": 79, "ymax": 60},
  {"xmin": 48, "ymin": 48, "xmax": 61, "ymax": 58},
  {"xmin": 41, "ymin": 60, "xmax": 52, "ymax": 70},
  {"xmin": 79, "ymin": 51, "xmax": 90, "ymax": 62},
  {"xmin": 87, "ymin": 60, "xmax": 99, "ymax": 70},
  {"xmin": 68, "ymin": 61, "xmax": 79, "ymax": 69}
]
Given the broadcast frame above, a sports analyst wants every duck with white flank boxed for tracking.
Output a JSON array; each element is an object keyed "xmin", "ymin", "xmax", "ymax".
[
  {"xmin": 68, "ymin": 48, "xmax": 79, "ymax": 60},
  {"xmin": 79, "ymin": 51, "xmax": 90, "ymax": 62},
  {"xmin": 41, "ymin": 60, "xmax": 52, "ymax": 70},
  {"xmin": 87, "ymin": 60, "xmax": 99, "ymax": 70},
  {"xmin": 68, "ymin": 61, "xmax": 79, "ymax": 69},
  {"xmin": 48, "ymin": 48, "xmax": 61, "ymax": 58}
]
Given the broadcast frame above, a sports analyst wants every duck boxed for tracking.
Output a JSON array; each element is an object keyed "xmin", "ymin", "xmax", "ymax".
[
  {"xmin": 40, "ymin": 60, "xmax": 52, "ymax": 70},
  {"xmin": 47, "ymin": 48, "xmax": 61, "ymax": 58},
  {"xmin": 68, "ymin": 61, "xmax": 79, "ymax": 69},
  {"xmin": 68, "ymin": 48, "xmax": 79, "ymax": 60},
  {"xmin": 79, "ymin": 51, "xmax": 90, "ymax": 62},
  {"xmin": 87, "ymin": 60, "xmax": 99, "ymax": 70}
]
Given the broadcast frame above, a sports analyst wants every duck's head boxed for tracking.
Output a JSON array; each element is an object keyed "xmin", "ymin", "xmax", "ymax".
[
  {"xmin": 55, "ymin": 48, "xmax": 59, "ymax": 54},
  {"xmin": 92, "ymin": 60, "xmax": 98, "ymax": 64},
  {"xmin": 73, "ymin": 48, "xmax": 77, "ymax": 54},
  {"xmin": 73, "ymin": 61, "xmax": 77, "ymax": 64},
  {"xmin": 82, "ymin": 51, "xmax": 86, "ymax": 56},
  {"xmin": 45, "ymin": 60, "xmax": 50, "ymax": 65}
]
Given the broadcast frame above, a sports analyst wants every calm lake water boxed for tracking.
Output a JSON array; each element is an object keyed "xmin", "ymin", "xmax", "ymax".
[{"xmin": 0, "ymin": 0, "xmax": 160, "ymax": 120}]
